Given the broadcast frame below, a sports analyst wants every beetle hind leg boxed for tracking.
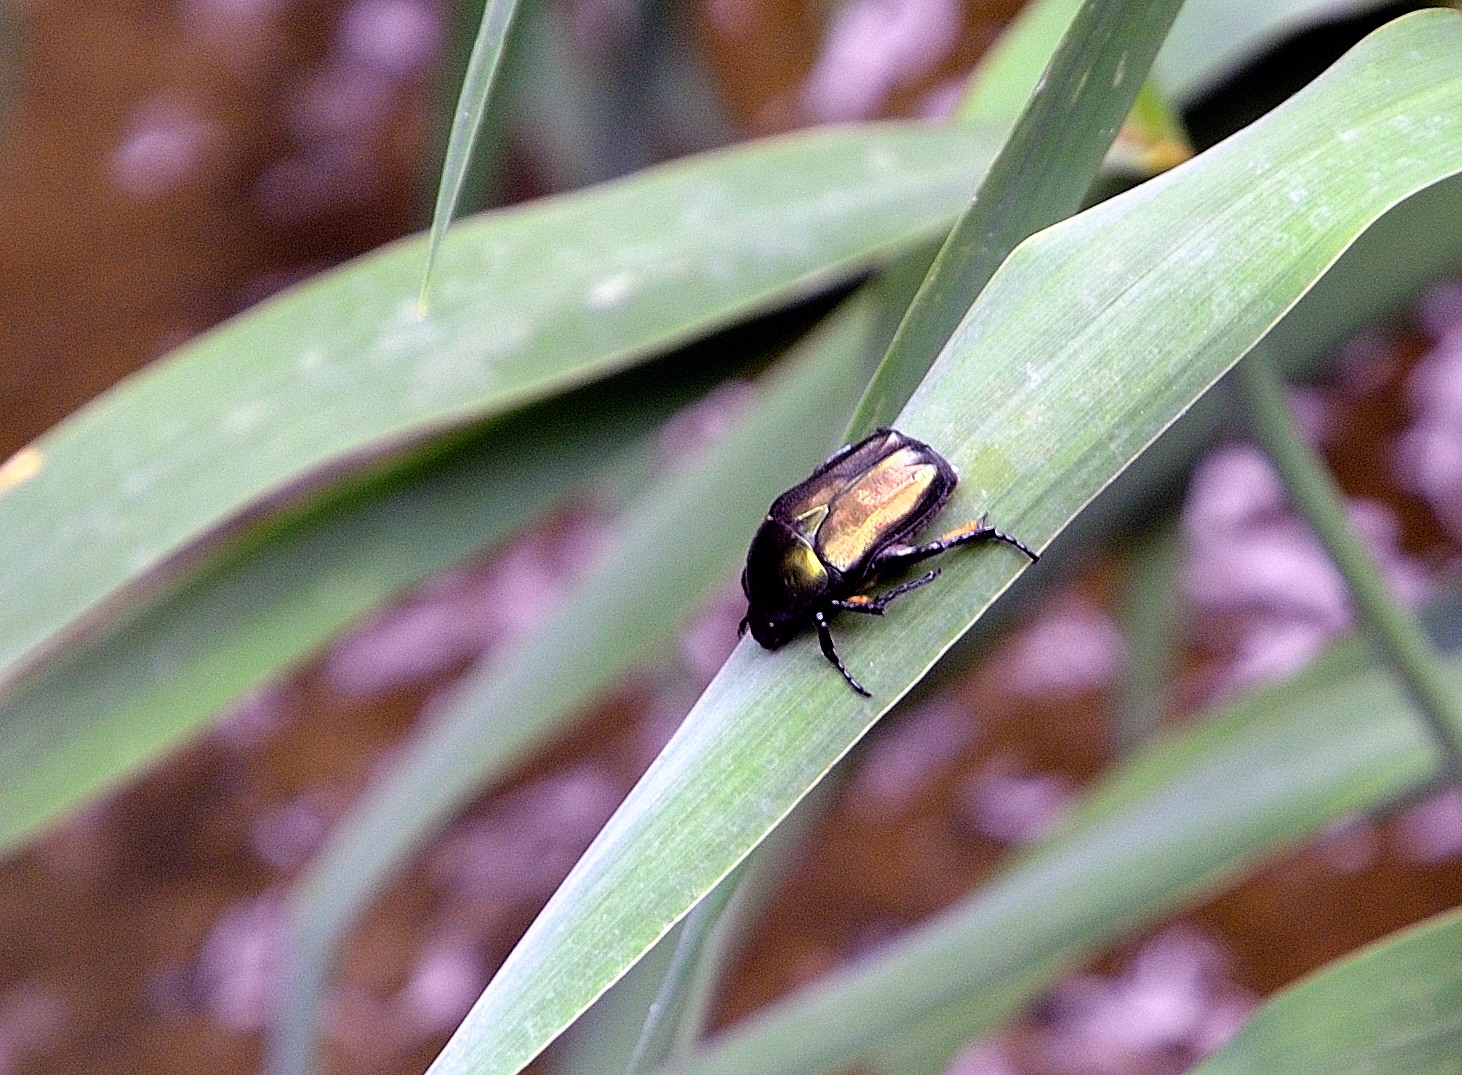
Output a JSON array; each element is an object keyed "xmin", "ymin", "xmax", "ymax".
[
  {"xmin": 878, "ymin": 513, "xmax": 1039, "ymax": 569},
  {"xmin": 830, "ymin": 569, "xmax": 940, "ymax": 616},
  {"xmin": 814, "ymin": 610, "xmax": 870, "ymax": 697}
]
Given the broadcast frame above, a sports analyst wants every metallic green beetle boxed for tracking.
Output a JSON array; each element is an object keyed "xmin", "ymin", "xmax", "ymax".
[{"xmin": 740, "ymin": 427, "xmax": 1037, "ymax": 696}]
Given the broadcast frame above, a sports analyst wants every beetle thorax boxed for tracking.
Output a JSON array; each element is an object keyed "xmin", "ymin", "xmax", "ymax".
[{"xmin": 742, "ymin": 517, "xmax": 831, "ymax": 648}]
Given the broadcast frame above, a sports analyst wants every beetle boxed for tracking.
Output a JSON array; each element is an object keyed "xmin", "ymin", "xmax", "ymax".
[{"xmin": 739, "ymin": 427, "xmax": 1037, "ymax": 696}]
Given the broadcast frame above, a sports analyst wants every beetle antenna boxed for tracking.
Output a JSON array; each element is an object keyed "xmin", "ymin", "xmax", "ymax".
[{"xmin": 814, "ymin": 611, "xmax": 870, "ymax": 697}]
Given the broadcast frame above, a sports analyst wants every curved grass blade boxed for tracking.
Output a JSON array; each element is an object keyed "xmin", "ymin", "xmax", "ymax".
[
  {"xmin": 847, "ymin": 0, "xmax": 1186, "ymax": 436},
  {"xmin": 1189, "ymin": 908, "xmax": 1462, "ymax": 1075},
  {"xmin": 0, "ymin": 121, "xmax": 1002, "ymax": 700},
  {"xmin": 1238, "ymin": 350, "xmax": 1462, "ymax": 772},
  {"xmin": 0, "ymin": 350, "xmax": 743, "ymax": 856},
  {"xmin": 561, "ymin": 923, "xmax": 683, "ymax": 1075},
  {"xmin": 268, "ymin": 289, "xmax": 894, "ymax": 1075},
  {"xmin": 420, "ymin": 15, "xmax": 1462, "ymax": 1075}
]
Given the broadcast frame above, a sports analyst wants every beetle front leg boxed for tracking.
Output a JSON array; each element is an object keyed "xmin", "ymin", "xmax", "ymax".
[
  {"xmin": 876, "ymin": 513, "xmax": 1039, "ymax": 569},
  {"xmin": 813, "ymin": 610, "xmax": 870, "ymax": 697},
  {"xmin": 829, "ymin": 570, "xmax": 940, "ymax": 616}
]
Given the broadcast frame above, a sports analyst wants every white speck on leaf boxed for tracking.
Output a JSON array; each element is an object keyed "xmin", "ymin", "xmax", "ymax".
[
  {"xmin": 586, "ymin": 271, "xmax": 639, "ymax": 310},
  {"xmin": 224, "ymin": 400, "xmax": 267, "ymax": 435},
  {"xmin": 863, "ymin": 145, "xmax": 897, "ymax": 175}
]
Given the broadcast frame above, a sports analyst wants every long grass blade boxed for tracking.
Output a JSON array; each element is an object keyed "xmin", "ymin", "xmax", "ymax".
[
  {"xmin": 419, "ymin": 14, "xmax": 1462, "ymax": 1075},
  {"xmin": 419, "ymin": 0, "xmax": 522, "ymax": 309},
  {"xmin": 0, "ymin": 122, "xmax": 1002, "ymax": 702},
  {"xmin": 1189, "ymin": 908, "xmax": 1462, "ymax": 1075},
  {"xmin": 846, "ymin": 0, "xmax": 1186, "ymax": 436}
]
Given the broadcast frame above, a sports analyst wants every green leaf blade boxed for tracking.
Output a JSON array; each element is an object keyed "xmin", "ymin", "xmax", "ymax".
[
  {"xmin": 268, "ymin": 287, "xmax": 902, "ymax": 1075},
  {"xmin": 0, "ymin": 364, "xmax": 719, "ymax": 855},
  {"xmin": 849, "ymin": 0, "xmax": 1187, "ymax": 435},
  {"xmin": 420, "ymin": 14, "xmax": 1462, "ymax": 1075},
  {"xmin": 0, "ymin": 122, "xmax": 1002, "ymax": 698},
  {"xmin": 679, "ymin": 603, "xmax": 1454, "ymax": 1075},
  {"xmin": 1191, "ymin": 909, "xmax": 1462, "ymax": 1075}
]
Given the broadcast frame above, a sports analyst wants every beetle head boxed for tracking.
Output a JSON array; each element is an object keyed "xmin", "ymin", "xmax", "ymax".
[
  {"xmin": 741, "ymin": 518, "xmax": 830, "ymax": 650},
  {"xmin": 742, "ymin": 607, "xmax": 799, "ymax": 649},
  {"xmin": 740, "ymin": 564, "xmax": 801, "ymax": 649}
]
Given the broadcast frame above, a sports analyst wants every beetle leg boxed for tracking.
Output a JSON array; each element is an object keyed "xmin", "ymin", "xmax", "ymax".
[
  {"xmin": 876, "ymin": 513, "xmax": 1039, "ymax": 569},
  {"xmin": 830, "ymin": 569, "xmax": 940, "ymax": 615},
  {"xmin": 829, "ymin": 594, "xmax": 884, "ymax": 616},
  {"xmin": 814, "ymin": 610, "xmax": 870, "ymax": 697}
]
